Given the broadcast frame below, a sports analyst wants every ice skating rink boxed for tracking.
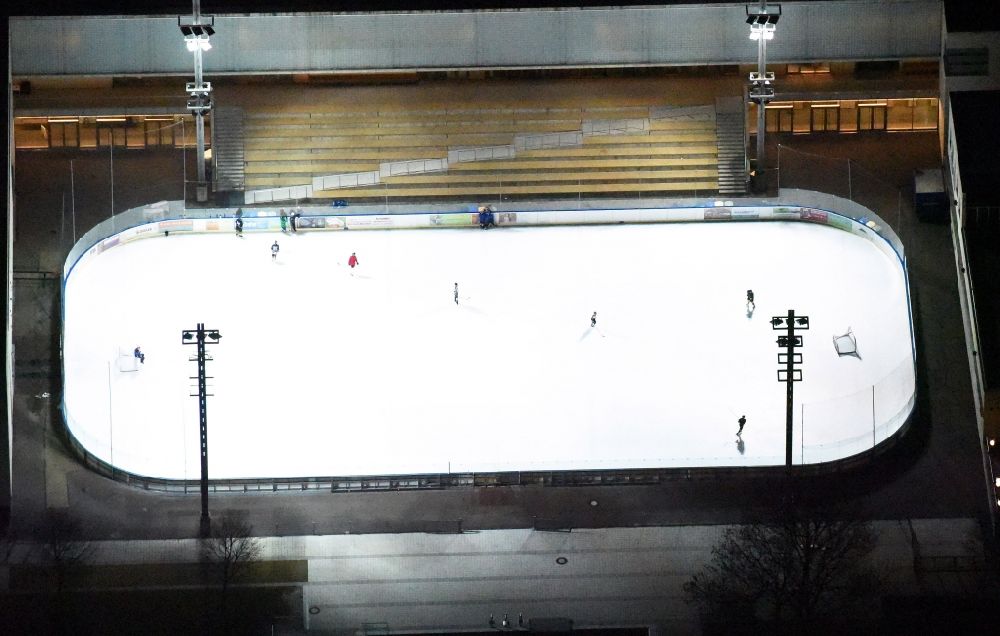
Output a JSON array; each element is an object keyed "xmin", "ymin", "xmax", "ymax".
[{"xmin": 63, "ymin": 218, "xmax": 915, "ymax": 479}]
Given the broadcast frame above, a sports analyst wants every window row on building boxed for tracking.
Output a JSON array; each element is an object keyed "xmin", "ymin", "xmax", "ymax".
[
  {"xmin": 13, "ymin": 115, "xmax": 206, "ymax": 150},
  {"xmin": 750, "ymin": 98, "xmax": 939, "ymax": 135}
]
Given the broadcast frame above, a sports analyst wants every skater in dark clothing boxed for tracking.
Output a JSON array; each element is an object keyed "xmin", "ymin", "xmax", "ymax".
[
  {"xmin": 290, "ymin": 210, "xmax": 298, "ymax": 232},
  {"xmin": 134, "ymin": 346, "xmax": 145, "ymax": 364},
  {"xmin": 348, "ymin": 252, "xmax": 359, "ymax": 268},
  {"xmin": 271, "ymin": 241, "xmax": 280, "ymax": 261},
  {"xmin": 234, "ymin": 216, "xmax": 243, "ymax": 237},
  {"xmin": 737, "ymin": 415, "xmax": 746, "ymax": 436},
  {"xmin": 454, "ymin": 282, "xmax": 459, "ymax": 305},
  {"xmin": 591, "ymin": 312, "xmax": 597, "ymax": 328},
  {"xmin": 746, "ymin": 289, "xmax": 755, "ymax": 310}
]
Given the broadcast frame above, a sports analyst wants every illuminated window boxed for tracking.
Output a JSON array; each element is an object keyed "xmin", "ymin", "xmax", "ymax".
[{"xmin": 787, "ymin": 63, "xmax": 830, "ymax": 74}]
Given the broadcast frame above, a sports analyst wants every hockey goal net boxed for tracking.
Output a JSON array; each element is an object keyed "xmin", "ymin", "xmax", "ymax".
[{"xmin": 116, "ymin": 347, "xmax": 141, "ymax": 372}]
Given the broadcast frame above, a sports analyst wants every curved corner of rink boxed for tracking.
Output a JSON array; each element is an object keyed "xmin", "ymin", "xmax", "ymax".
[{"xmin": 62, "ymin": 204, "xmax": 915, "ymax": 480}]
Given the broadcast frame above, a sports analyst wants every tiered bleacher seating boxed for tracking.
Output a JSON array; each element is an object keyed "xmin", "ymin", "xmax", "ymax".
[{"xmin": 241, "ymin": 93, "xmax": 720, "ymax": 201}]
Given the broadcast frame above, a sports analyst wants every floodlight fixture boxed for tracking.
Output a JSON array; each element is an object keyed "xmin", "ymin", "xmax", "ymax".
[
  {"xmin": 749, "ymin": 23, "xmax": 776, "ymax": 40},
  {"xmin": 186, "ymin": 81, "xmax": 212, "ymax": 95},
  {"xmin": 185, "ymin": 35, "xmax": 212, "ymax": 52},
  {"xmin": 776, "ymin": 335, "xmax": 803, "ymax": 347},
  {"xmin": 186, "ymin": 95, "xmax": 212, "ymax": 114}
]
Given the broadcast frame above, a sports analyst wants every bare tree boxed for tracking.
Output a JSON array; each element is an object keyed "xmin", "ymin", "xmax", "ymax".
[
  {"xmin": 201, "ymin": 511, "xmax": 262, "ymax": 632},
  {"xmin": 1, "ymin": 527, "xmax": 22, "ymax": 565},
  {"xmin": 684, "ymin": 505, "xmax": 882, "ymax": 633},
  {"xmin": 37, "ymin": 510, "xmax": 96, "ymax": 594}
]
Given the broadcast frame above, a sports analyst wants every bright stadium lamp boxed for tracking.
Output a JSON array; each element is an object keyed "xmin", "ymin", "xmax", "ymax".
[
  {"xmin": 185, "ymin": 35, "xmax": 212, "ymax": 52},
  {"xmin": 749, "ymin": 23, "xmax": 776, "ymax": 40}
]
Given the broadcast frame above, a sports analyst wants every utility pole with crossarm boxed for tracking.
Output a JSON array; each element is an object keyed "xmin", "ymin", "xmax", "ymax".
[
  {"xmin": 181, "ymin": 323, "xmax": 221, "ymax": 537},
  {"xmin": 772, "ymin": 310, "xmax": 808, "ymax": 467}
]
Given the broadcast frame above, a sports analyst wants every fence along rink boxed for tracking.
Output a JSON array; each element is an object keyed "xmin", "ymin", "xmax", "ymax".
[
  {"xmin": 61, "ymin": 195, "xmax": 916, "ymax": 487},
  {"xmin": 799, "ymin": 357, "xmax": 915, "ymax": 464}
]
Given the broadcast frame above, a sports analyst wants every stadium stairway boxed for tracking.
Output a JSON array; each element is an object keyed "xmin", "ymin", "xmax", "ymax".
[
  {"xmin": 715, "ymin": 96, "xmax": 748, "ymax": 196},
  {"xmin": 212, "ymin": 106, "xmax": 247, "ymax": 196}
]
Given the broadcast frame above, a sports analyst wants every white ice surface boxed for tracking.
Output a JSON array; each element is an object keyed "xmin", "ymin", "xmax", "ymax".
[{"xmin": 63, "ymin": 220, "xmax": 915, "ymax": 479}]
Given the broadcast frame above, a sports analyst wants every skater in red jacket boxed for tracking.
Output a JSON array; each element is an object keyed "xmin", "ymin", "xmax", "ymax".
[{"xmin": 348, "ymin": 252, "xmax": 359, "ymax": 268}]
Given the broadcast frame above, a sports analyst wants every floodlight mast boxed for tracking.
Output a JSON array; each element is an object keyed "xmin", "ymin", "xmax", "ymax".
[
  {"xmin": 772, "ymin": 310, "xmax": 807, "ymax": 468},
  {"xmin": 182, "ymin": 322, "xmax": 221, "ymax": 537},
  {"xmin": 179, "ymin": 0, "xmax": 214, "ymax": 203},
  {"xmin": 747, "ymin": 2, "xmax": 780, "ymax": 193}
]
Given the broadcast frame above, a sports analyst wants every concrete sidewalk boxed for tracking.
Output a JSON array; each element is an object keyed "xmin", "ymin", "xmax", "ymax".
[{"xmin": 3, "ymin": 519, "xmax": 990, "ymax": 635}]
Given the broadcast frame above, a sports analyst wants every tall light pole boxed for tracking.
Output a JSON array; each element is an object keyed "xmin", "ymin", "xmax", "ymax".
[
  {"xmin": 179, "ymin": 0, "xmax": 214, "ymax": 203},
  {"xmin": 747, "ymin": 3, "xmax": 780, "ymax": 192},
  {"xmin": 182, "ymin": 323, "xmax": 221, "ymax": 537},
  {"xmin": 772, "ymin": 311, "xmax": 808, "ymax": 468}
]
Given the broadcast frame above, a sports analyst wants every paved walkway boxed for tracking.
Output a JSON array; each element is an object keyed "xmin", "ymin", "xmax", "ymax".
[{"xmin": 2, "ymin": 518, "xmax": 988, "ymax": 634}]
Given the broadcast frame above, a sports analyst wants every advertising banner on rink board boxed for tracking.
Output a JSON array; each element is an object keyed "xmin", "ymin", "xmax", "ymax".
[
  {"xmin": 347, "ymin": 215, "xmax": 393, "ymax": 228},
  {"xmin": 296, "ymin": 216, "xmax": 345, "ymax": 230},
  {"xmin": 825, "ymin": 213, "xmax": 853, "ymax": 232},
  {"xmin": 703, "ymin": 209, "xmax": 731, "ymax": 220},
  {"xmin": 798, "ymin": 208, "xmax": 829, "ymax": 224},
  {"xmin": 157, "ymin": 219, "xmax": 195, "ymax": 234},
  {"xmin": 93, "ymin": 236, "xmax": 120, "ymax": 256},
  {"xmin": 116, "ymin": 224, "xmax": 157, "ymax": 245},
  {"xmin": 771, "ymin": 207, "xmax": 801, "ymax": 219},
  {"xmin": 704, "ymin": 208, "xmax": 758, "ymax": 220},
  {"xmin": 430, "ymin": 213, "xmax": 477, "ymax": 227},
  {"xmin": 243, "ymin": 217, "xmax": 276, "ymax": 231}
]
